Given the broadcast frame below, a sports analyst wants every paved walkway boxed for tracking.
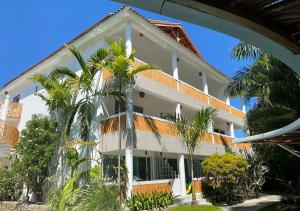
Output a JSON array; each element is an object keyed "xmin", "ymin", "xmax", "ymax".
[{"xmin": 220, "ymin": 195, "xmax": 281, "ymax": 211}]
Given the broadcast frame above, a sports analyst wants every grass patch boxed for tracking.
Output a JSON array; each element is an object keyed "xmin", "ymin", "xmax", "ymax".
[
  {"xmin": 259, "ymin": 202, "xmax": 282, "ymax": 211},
  {"xmin": 171, "ymin": 205, "xmax": 221, "ymax": 211}
]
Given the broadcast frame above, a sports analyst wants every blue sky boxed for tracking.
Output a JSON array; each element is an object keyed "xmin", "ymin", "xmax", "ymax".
[{"xmin": 0, "ymin": 0, "xmax": 251, "ymax": 136}]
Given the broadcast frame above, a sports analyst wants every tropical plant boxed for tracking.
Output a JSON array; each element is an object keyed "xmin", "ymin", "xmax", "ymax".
[
  {"xmin": 169, "ymin": 108, "xmax": 216, "ymax": 205},
  {"xmin": 0, "ymin": 165, "xmax": 23, "ymax": 201},
  {"xmin": 91, "ymin": 39, "xmax": 159, "ymax": 198},
  {"xmin": 46, "ymin": 165, "xmax": 119, "ymax": 211},
  {"xmin": 126, "ymin": 191, "xmax": 176, "ymax": 210},
  {"xmin": 241, "ymin": 150, "xmax": 269, "ymax": 199},
  {"xmin": 226, "ymin": 41, "xmax": 300, "ymax": 188},
  {"xmin": 13, "ymin": 115, "xmax": 59, "ymax": 202},
  {"xmin": 202, "ymin": 153, "xmax": 248, "ymax": 205}
]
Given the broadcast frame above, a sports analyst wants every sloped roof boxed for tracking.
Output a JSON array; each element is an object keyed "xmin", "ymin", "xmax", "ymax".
[{"xmin": 2, "ymin": 5, "xmax": 227, "ymax": 89}]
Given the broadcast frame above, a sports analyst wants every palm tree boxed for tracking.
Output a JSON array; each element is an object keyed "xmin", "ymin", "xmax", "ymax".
[
  {"xmin": 226, "ymin": 41, "xmax": 300, "ymax": 186},
  {"xmin": 171, "ymin": 108, "xmax": 216, "ymax": 206},
  {"xmin": 32, "ymin": 46, "xmax": 113, "ymax": 186},
  {"xmin": 225, "ymin": 41, "xmax": 300, "ymax": 134},
  {"xmin": 91, "ymin": 39, "xmax": 159, "ymax": 199}
]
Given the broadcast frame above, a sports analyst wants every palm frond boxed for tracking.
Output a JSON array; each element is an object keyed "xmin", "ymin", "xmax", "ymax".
[
  {"xmin": 50, "ymin": 66, "xmax": 78, "ymax": 79},
  {"xmin": 231, "ymin": 41, "xmax": 264, "ymax": 60},
  {"xmin": 66, "ymin": 45, "xmax": 88, "ymax": 73},
  {"xmin": 129, "ymin": 64, "xmax": 160, "ymax": 78}
]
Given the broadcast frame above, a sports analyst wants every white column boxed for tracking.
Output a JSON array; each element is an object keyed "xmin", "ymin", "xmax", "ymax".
[
  {"xmin": 125, "ymin": 24, "xmax": 134, "ymax": 199},
  {"xmin": 172, "ymin": 52, "xmax": 179, "ymax": 91},
  {"xmin": 172, "ymin": 52, "xmax": 179, "ymax": 80},
  {"xmin": 178, "ymin": 154, "xmax": 186, "ymax": 196},
  {"xmin": 202, "ymin": 72, "xmax": 208, "ymax": 94},
  {"xmin": 229, "ymin": 123, "xmax": 235, "ymax": 138},
  {"xmin": 125, "ymin": 24, "xmax": 132, "ymax": 58},
  {"xmin": 1, "ymin": 92, "xmax": 10, "ymax": 121},
  {"xmin": 226, "ymin": 96, "xmax": 230, "ymax": 106},
  {"xmin": 176, "ymin": 103, "xmax": 181, "ymax": 120},
  {"xmin": 241, "ymin": 96, "xmax": 246, "ymax": 113}
]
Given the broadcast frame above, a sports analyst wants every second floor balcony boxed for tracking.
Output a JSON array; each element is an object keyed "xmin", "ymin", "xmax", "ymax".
[
  {"xmin": 102, "ymin": 59, "xmax": 246, "ymax": 122},
  {"xmin": 100, "ymin": 112, "xmax": 251, "ymax": 152}
]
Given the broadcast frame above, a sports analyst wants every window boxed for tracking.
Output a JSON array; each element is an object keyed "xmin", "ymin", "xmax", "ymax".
[
  {"xmin": 155, "ymin": 157, "xmax": 177, "ymax": 179},
  {"xmin": 115, "ymin": 100, "xmax": 144, "ymax": 114},
  {"xmin": 133, "ymin": 156, "xmax": 151, "ymax": 181},
  {"xmin": 214, "ymin": 128, "xmax": 225, "ymax": 135},
  {"xmin": 184, "ymin": 159, "xmax": 203, "ymax": 178},
  {"xmin": 13, "ymin": 95, "xmax": 20, "ymax": 103},
  {"xmin": 133, "ymin": 105, "xmax": 143, "ymax": 114},
  {"xmin": 115, "ymin": 100, "xmax": 126, "ymax": 114},
  {"xmin": 103, "ymin": 155, "xmax": 121, "ymax": 180}
]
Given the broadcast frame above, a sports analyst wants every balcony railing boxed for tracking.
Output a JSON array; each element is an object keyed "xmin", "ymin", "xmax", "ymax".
[
  {"xmin": 134, "ymin": 59, "xmax": 245, "ymax": 119},
  {"xmin": 0, "ymin": 102, "xmax": 23, "ymax": 119},
  {"xmin": 8, "ymin": 102, "xmax": 23, "ymax": 119},
  {"xmin": 0, "ymin": 120, "xmax": 19, "ymax": 146},
  {"xmin": 100, "ymin": 113, "xmax": 251, "ymax": 149},
  {"xmin": 101, "ymin": 59, "xmax": 245, "ymax": 120}
]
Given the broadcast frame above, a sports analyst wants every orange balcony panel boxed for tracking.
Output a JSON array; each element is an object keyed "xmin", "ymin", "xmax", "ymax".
[
  {"xmin": 193, "ymin": 180, "xmax": 203, "ymax": 193},
  {"xmin": 133, "ymin": 115, "xmax": 177, "ymax": 136},
  {"xmin": 138, "ymin": 70, "xmax": 177, "ymax": 89},
  {"xmin": 7, "ymin": 102, "xmax": 23, "ymax": 119},
  {"xmin": 231, "ymin": 107, "xmax": 246, "ymax": 119},
  {"xmin": 209, "ymin": 97, "xmax": 231, "ymax": 113},
  {"xmin": 0, "ymin": 120, "xmax": 19, "ymax": 146},
  {"xmin": 179, "ymin": 82, "xmax": 208, "ymax": 104},
  {"xmin": 100, "ymin": 115, "xmax": 125, "ymax": 134},
  {"xmin": 201, "ymin": 133, "xmax": 213, "ymax": 143},
  {"xmin": 213, "ymin": 134, "xmax": 234, "ymax": 147},
  {"xmin": 133, "ymin": 182, "xmax": 172, "ymax": 194},
  {"xmin": 236, "ymin": 143, "xmax": 252, "ymax": 150}
]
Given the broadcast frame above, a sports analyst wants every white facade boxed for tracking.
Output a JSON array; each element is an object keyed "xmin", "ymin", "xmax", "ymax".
[{"xmin": 0, "ymin": 7, "xmax": 250, "ymax": 196}]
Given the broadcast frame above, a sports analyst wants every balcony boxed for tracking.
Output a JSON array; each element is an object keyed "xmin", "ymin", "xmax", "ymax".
[
  {"xmin": 0, "ymin": 120, "xmax": 19, "ymax": 147},
  {"xmin": 100, "ymin": 113, "xmax": 251, "ymax": 150},
  {"xmin": 102, "ymin": 59, "xmax": 246, "ymax": 120},
  {"xmin": 0, "ymin": 102, "xmax": 23, "ymax": 119}
]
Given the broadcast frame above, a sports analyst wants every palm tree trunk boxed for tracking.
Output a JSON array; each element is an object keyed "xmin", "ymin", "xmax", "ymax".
[
  {"xmin": 190, "ymin": 153, "xmax": 198, "ymax": 206},
  {"xmin": 117, "ymin": 86, "xmax": 122, "ymax": 203}
]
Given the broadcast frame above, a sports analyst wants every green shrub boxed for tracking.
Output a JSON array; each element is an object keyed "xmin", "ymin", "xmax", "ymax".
[
  {"xmin": 0, "ymin": 166, "xmax": 22, "ymax": 201},
  {"xmin": 202, "ymin": 153, "xmax": 248, "ymax": 205},
  {"xmin": 126, "ymin": 191, "xmax": 176, "ymax": 210},
  {"xmin": 13, "ymin": 115, "xmax": 59, "ymax": 202}
]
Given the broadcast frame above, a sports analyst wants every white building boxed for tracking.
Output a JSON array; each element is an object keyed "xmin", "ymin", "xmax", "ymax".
[{"xmin": 0, "ymin": 6, "xmax": 250, "ymax": 196}]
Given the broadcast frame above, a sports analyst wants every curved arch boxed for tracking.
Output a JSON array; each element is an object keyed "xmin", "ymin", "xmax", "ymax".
[{"xmin": 112, "ymin": 0, "xmax": 300, "ymax": 144}]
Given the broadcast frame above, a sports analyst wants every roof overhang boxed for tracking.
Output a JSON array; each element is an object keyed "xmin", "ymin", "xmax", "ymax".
[{"xmin": 112, "ymin": 0, "xmax": 300, "ymax": 148}]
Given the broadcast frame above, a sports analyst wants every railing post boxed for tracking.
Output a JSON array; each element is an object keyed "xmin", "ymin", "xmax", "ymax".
[
  {"xmin": 125, "ymin": 23, "xmax": 134, "ymax": 199},
  {"xmin": 1, "ymin": 92, "xmax": 10, "ymax": 121},
  {"xmin": 202, "ymin": 72, "xmax": 208, "ymax": 94},
  {"xmin": 229, "ymin": 122, "xmax": 235, "ymax": 138},
  {"xmin": 178, "ymin": 153, "xmax": 186, "ymax": 196},
  {"xmin": 172, "ymin": 52, "xmax": 179, "ymax": 91}
]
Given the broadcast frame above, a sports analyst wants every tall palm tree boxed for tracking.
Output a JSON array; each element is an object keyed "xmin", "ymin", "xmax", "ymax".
[
  {"xmin": 226, "ymin": 41, "xmax": 300, "ymax": 185},
  {"xmin": 171, "ymin": 108, "xmax": 216, "ymax": 206},
  {"xmin": 91, "ymin": 39, "xmax": 159, "ymax": 199},
  {"xmin": 32, "ymin": 46, "xmax": 112, "ymax": 186},
  {"xmin": 31, "ymin": 73, "xmax": 76, "ymax": 186},
  {"xmin": 225, "ymin": 41, "xmax": 300, "ymax": 134},
  {"xmin": 50, "ymin": 46, "xmax": 110, "ymax": 141}
]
